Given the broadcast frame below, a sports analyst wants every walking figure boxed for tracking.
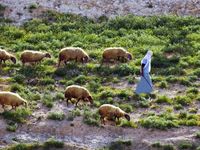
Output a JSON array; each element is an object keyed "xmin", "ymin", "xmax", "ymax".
[{"xmin": 135, "ymin": 50, "xmax": 153, "ymax": 94}]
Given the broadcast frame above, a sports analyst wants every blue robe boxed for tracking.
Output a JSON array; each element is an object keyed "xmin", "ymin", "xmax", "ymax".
[{"xmin": 135, "ymin": 56, "xmax": 153, "ymax": 94}]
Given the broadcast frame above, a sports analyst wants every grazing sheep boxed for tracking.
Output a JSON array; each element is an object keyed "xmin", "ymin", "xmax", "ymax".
[
  {"xmin": 58, "ymin": 47, "xmax": 89, "ymax": 67},
  {"xmin": 0, "ymin": 91, "xmax": 27, "ymax": 109},
  {"xmin": 102, "ymin": 47, "xmax": 132, "ymax": 63},
  {"xmin": 0, "ymin": 49, "xmax": 16, "ymax": 64},
  {"xmin": 65, "ymin": 85, "xmax": 93, "ymax": 106},
  {"xmin": 20, "ymin": 50, "xmax": 51, "ymax": 65},
  {"xmin": 99, "ymin": 104, "xmax": 130, "ymax": 125}
]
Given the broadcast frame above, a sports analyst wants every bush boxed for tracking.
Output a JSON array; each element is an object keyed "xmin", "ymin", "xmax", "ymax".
[
  {"xmin": 156, "ymin": 95, "xmax": 172, "ymax": 104},
  {"xmin": 83, "ymin": 107, "xmax": 100, "ymax": 126},
  {"xmin": 173, "ymin": 96, "xmax": 192, "ymax": 106},
  {"xmin": 196, "ymin": 131, "xmax": 200, "ymax": 138},
  {"xmin": 43, "ymin": 138, "xmax": 64, "ymax": 149},
  {"xmin": 178, "ymin": 141, "xmax": 194, "ymax": 150},
  {"xmin": 158, "ymin": 81, "xmax": 168, "ymax": 88},
  {"xmin": 47, "ymin": 112, "xmax": 65, "ymax": 121},
  {"xmin": 107, "ymin": 139, "xmax": 132, "ymax": 150},
  {"xmin": 2, "ymin": 108, "xmax": 32, "ymax": 123},
  {"xmin": 67, "ymin": 108, "xmax": 81, "ymax": 121},
  {"xmin": 140, "ymin": 113, "xmax": 179, "ymax": 130}
]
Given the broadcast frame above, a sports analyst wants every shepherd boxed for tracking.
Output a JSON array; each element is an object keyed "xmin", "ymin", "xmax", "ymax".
[{"xmin": 135, "ymin": 50, "xmax": 153, "ymax": 94}]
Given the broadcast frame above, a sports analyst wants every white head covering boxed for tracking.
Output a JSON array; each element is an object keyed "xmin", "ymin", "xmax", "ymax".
[
  {"xmin": 143, "ymin": 50, "xmax": 153, "ymax": 61},
  {"xmin": 141, "ymin": 50, "xmax": 153, "ymax": 73}
]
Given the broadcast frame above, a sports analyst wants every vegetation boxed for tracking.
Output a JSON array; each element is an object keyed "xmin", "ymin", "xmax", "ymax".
[
  {"xmin": 47, "ymin": 112, "xmax": 65, "ymax": 121},
  {"xmin": 0, "ymin": 11, "xmax": 200, "ymax": 149}
]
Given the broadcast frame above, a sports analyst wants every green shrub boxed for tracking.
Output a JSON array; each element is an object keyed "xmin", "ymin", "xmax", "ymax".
[
  {"xmin": 6, "ymin": 123, "xmax": 18, "ymax": 132},
  {"xmin": 47, "ymin": 112, "xmax": 65, "ymax": 121},
  {"xmin": 178, "ymin": 141, "xmax": 194, "ymax": 150},
  {"xmin": 39, "ymin": 77, "xmax": 55, "ymax": 85},
  {"xmin": 83, "ymin": 107, "xmax": 100, "ymax": 126},
  {"xmin": 158, "ymin": 81, "xmax": 168, "ymax": 88},
  {"xmin": 67, "ymin": 108, "xmax": 81, "ymax": 121},
  {"xmin": 118, "ymin": 120, "xmax": 137, "ymax": 128},
  {"xmin": 173, "ymin": 96, "xmax": 192, "ymax": 106},
  {"xmin": 6, "ymin": 143, "xmax": 40, "ymax": 150},
  {"xmin": 43, "ymin": 95, "xmax": 54, "ymax": 108},
  {"xmin": 43, "ymin": 138, "xmax": 64, "ymax": 149},
  {"xmin": 140, "ymin": 113, "xmax": 179, "ymax": 130},
  {"xmin": 13, "ymin": 74, "xmax": 26, "ymax": 84},
  {"xmin": 156, "ymin": 95, "xmax": 172, "ymax": 104},
  {"xmin": 196, "ymin": 131, "xmax": 200, "ymax": 138},
  {"xmin": 106, "ymin": 139, "xmax": 132, "ymax": 150},
  {"xmin": 119, "ymin": 104, "xmax": 133, "ymax": 113},
  {"xmin": 2, "ymin": 108, "xmax": 32, "ymax": 123}
]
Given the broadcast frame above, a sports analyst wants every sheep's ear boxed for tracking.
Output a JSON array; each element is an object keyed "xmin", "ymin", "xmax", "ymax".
[
  {"xmin": 11, "ymin": 57, "xmax": 17, "ymax": 64},
  {"xmin": 127, "ymin": 53, "xmax": 132, "ymax": 60},
  {"xmin": 124, "ymin": 114, "xmax": 130, "ymax": 121}
]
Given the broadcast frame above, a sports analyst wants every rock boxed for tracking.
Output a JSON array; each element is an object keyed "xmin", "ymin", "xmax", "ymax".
[{"xmin": 0, "ymin": 0, "xmax": 199, "ymax": 24}]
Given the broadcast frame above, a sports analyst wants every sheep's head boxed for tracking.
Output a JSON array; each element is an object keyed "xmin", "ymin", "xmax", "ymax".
[
  {"xmin": 87, "ymin": 95, "xmax": 93, "ymax": 105},
  {"xmin": 126, "ymin": 52, "xmax": 132, "ymax": 60},
  {"xmin": 124, "ymin": 113, "xmax": 130, "ymax": 121},
  {"xmin": 45, "ymin": 53, "xmax": 51, "ymax": 58},
  {"xmin": 10, "ymin": 56, "xmax": 17, "ymax": 64},
  {"xmin": 23, "ymin": 101, "xmax": 28, "ymax": 107},
  {"xmin": 83, "ymin": 55, "xmax": 90, "ymax": 63}
]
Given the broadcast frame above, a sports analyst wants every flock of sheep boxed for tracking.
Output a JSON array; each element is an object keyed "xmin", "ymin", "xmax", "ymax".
[{"xmin": 0, "ymin": 47, "xmax": 132, "ymax": 125}]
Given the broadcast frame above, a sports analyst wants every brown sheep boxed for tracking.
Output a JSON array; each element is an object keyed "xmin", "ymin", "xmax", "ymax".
[
  {"xmin": 58, "ymin": 47, "xmax": 89, "ymax": 67},
  {"xmin": 0, "ymin": 49, "xmax": 16, "ymax": 64},
  {"xmin": 99, "ymin": 104, "xmax": 130, "ymax": 125},
  {"xmin": 0, "ymin": 91, "xmax": 27, "ymax": 109},
  {"xmin": 20, "ymin": 50, "xmax": 51, "ymax": 65},
  {"xmin": 102, "ymin": 47, "xmax": 132, "ymax": 63},
  {"xmin": 65, "ymin": 85, "xmax": 93, "ymax": 106}
]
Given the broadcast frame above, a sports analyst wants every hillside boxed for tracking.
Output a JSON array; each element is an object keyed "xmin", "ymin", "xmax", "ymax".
[
  {"xmin": 0, "ymin": 0, "xmax": 200, "ymax": 24},
  {"xmin": 0, "ymin": 11, "xmax": 200, "ymax": 150}
]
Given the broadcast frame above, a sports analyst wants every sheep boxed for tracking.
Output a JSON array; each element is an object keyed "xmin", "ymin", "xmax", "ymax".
[
  {"xmin": 102, "ymin": 47, "xmax": 132, "ymax": 63},
  {"xmin": 64, "ymin": 85, "xmax": 93, "ymax": 106},
  {"xmin": 98, "ymin": 104, "xmax": 130, "ymax": 125},
  {"xmin": 0, "ymin": 49, "xmax": 16, "ymax": 64},
  {"xmin": 0, "ymin": 91, "xmax": 27, "ymax": 109},
  {"xmin": 58, "ymin": 47, "xmax": 89, "ymax": 67},
  {"xmin": 20, "ymin": 50, "xmax": 51, "ymax": 65}
]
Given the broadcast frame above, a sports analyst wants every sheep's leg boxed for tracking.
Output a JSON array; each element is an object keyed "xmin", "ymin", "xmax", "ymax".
[
  {"xmin": 58, "ymin": 60, "xmax": 61, "ymax": 67},
  {"xmin": 66, "ymin": 98, "xmax": 71, "ymax": 106},
  {"xmin": 75, "ymin": 98, "xmax": 81, "ymax": 106},
  {"xmin": 100, "ymin": 117, "xmax": 105, "ymax": 125}
]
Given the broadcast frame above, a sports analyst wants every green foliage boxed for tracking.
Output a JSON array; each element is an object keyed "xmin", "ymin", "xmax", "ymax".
[
  {"xmin": 105, "ymin": 139, "xmax": 132, "ymax": 150},
  {"xmin": 2, "ymin": 108, "xmax": 32, "ymax": 123},
  {"xmin": 178, "ymin": 141, "xmax": 194, "ymax": 150},
  {"xmin": 158, "ymin": 81, "xmax": 168, "ymax": 89},
  {"xmin": 83, "ymin": 107, "xmax": 100, "ymax": 126},
  {"xmin": 47, "ymin": 112, "xmax": 65, "ymax": 121},
  {"xmin": 140, "ymin": 113, "xmax": 179, "ymax": 130},
  {"xmin": 6, "ymin": 123, "xmax": 18, "ymax": 132},
  {"xmin": 156, "ymin": 95, "xmax": 172, "ymax": 104},
  {"xmin": 0, "ymin": 13, "xmax": 200, "ymax": 132},
  {"xmin": 5, "ymin": 143, "xmax": 40, "ymax": 150},
  {"xmin": 152, "ymin": 142, "xmax": 175, "ymax": 150},
  {"xmin": 173, "ymin": 96, "xmax": 192, "ymax": 106},
  {"xmin": 195, "ymin": 131, "xmax": 200, "ymax": 138},
  {"xmin": 43, "ymin": 138, "xmax": 64, "ymax": 149},
  {"xmin": 67, "ymin": 108, "xmax": 81, "ymax": 121}
]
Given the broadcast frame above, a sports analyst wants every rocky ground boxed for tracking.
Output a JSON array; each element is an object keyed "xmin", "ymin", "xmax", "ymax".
[
  {"xmin": 0, "ymin": 0, "xmax": 200, "ymax": 24},
  {"xmin": 0, "ymin": 79, "xmax": 200, "ymax": 150}
]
